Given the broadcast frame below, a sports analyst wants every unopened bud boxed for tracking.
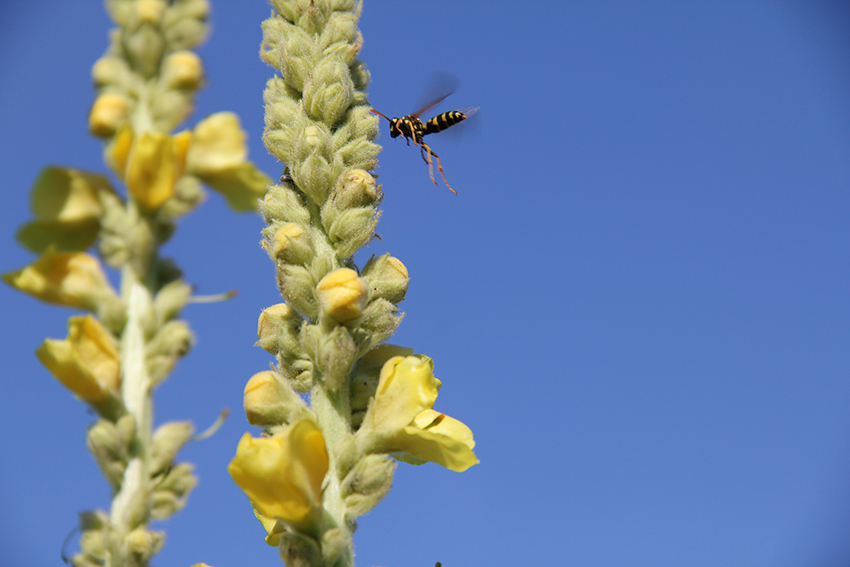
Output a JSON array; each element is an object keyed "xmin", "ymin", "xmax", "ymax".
[
  {"xmin": 244, "ymin": 370, "xmax": 311, "ymax": 426},
  {"xmin": 330, "ymin": 169, "xmax": 380, "ymax": 209},
  {"xmin": 342, "ymin": 454, "xmax": 395, "ymax": 519},
  {"xmin": 362, "ymin": 254, "xmax": 409, "ymax": 303},
  {"xmin": 161, "ymin": 50, "xmax": 204, "ymax": 90},
  {"xmin": 270, "ymin": 222, "xmax": 314, "ymax": 265},
  {"xmin": 316, "ymin": 268, "xmax": 367, "ymax": 324},
  {"xmin": 150, "ymin": 421, "xmax": 194, "ymax": 474},
  {"xmin": 89, "ymin": 93, "xmax": 129, "ymax": 138},
  {"xmin": 123, "ymin": 528, "xmax": 165, "ymax": 565},
  {"xmin": 257, "ymin": 303, "xmax": 303, "ymax": 356}
]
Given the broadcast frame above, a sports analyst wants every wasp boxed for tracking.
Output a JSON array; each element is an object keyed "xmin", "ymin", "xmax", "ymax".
[{"xmin": 371, "ymin": 87, "xmax": 477, "ymax": 195}]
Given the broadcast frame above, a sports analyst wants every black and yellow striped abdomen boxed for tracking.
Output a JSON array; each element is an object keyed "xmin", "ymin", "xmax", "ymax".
[{"xmin": 422, "ymin": 110, "xmax": 468, "ymax": 136}]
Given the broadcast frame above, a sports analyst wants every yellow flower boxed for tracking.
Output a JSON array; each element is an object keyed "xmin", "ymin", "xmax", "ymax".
[
  {"xmin": 316, "ymin": 268, "xmax": 367, "ymax": 324},
  {"xmin": 17, "ymin": 167, "xmax": 114, "ymax": 253},
  {"xmin": 3, "ymin": 249, "xmax": 116, "ymax": 310},
  {"xmin": 123, "ymin": 130, "xmax": 192, "ymax": 210},
  {"xmin": 185, "ymin": 112, "xmax": 271, "ymax": 211},
  {"xmin": 36, "ymin": 315, "xmax": 120, "ymax": 403},
  {"xmin": 228, "ymin": 420, "xmax": 328, "ymax": 530},
  {"xmin": 360, "ymin": 356, "xmax": 478, "ymax": 472},
  {"xmin": 89, "ymin": 93, "xmax": 129, "ymax": 138}
]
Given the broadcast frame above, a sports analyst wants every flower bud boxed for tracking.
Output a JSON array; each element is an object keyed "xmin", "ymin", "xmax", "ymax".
[
  {"xmin": 123, "ymin": 528, "xmax": 165, "ymax": 565},
  {"xmin": 135, "ymin": 0, "xmax": 166, "ymax": 25},
  {"xmin": 77, "ymin": 511, "xmax": 110, "ymax": 565},
  {"xmin": 150, "ymin": 421, "xmax": 194, "ymax": 474},
  {"xmin": 314, "ymin": 325, "xmax": 357, "ymax": 391},
  {"xmin": 91, "ymin": 56, "xmax": 128, "ymax": 87},
  {"xmin": 342, "ymin": 454, "xmax": 395, "ymax": 520},
  {"xmin": 359, "ymin": 298, "xmax": 402, "ymax": 346},
  {"xmin": 320, "ymin": 527, "xmax": 351, "ymax": 566},
  {"xmin": 86, "ymin": 419, "xmax": 129, "ymax": 488},
  {"xmin": 160, "ymin": 50, "xmax": 204, "ymax": 90},
  {"xmin": 257, "ymin": 302, "xmax": 303, "ymax": 356},
  {"xmin": 278, "ymin": 264, "xmax": 318, "ymax": 319},
  {"xmin": 326, "ymin": 206, "xmax": 379, "ymax": 259},
  {"xmin": 329, "ymin": 169, "xmax": 379, "ymax": 209},
  {"xmin": 316, "ymin": 268, "xmax": 367, "ymax": 324},
  {"xmin": 270, "ymin": 222, "xmax": 314, "ymax": 265},
  {"xmin": 362, "ymin": 254, "xmax": 409, "ymax": 303},
  {"xmin": 261, "ymin": 183, "xmax": 312, "ymax": 226},
  {"xmin": 125, "ymin": 131, "xmax": 187, "ymax": 209},
  {"xmin": 243, "ymin": 370, "xmax": 312, "ymax": 427},
  {"xmin": 89, "ymin": 93, "xmax": 130, "ymax": 138},
  {"xmin": 145, "ymin": 320, "xmax": 194, "ymax": 385},
  {"xmin": 302, "ymin": 57, "xmax": 354, "ymax": 126},
  {"xmin": 153, "ymin": 279, "xmax": 192, "ymax": 325},
  {"xmin": 151, "ymin": 463, "xmax": 196, "ymax": 519}
]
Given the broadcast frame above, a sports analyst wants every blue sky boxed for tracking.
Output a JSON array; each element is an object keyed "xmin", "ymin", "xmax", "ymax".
[{"xmin": 1, "ymin": 1, "xmax": 850, "ymax": 566}]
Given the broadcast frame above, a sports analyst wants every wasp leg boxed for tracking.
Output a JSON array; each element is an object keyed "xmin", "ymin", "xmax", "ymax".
[{"xmin": 420, "ymin": 142, "xmax": 458, "ymax": 195}]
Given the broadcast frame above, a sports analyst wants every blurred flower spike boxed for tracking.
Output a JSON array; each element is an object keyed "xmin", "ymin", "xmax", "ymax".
[
  {"xmin": 359, "ymin": 356, "xmax": 479, "ymax": 472},
  {"xmin": 228, "ymin": 419, "xmax": 329, "ymax": 532}
]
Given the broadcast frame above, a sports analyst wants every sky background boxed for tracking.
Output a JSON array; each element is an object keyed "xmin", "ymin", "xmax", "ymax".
[{"xmin": 1, "ymin": 1, "xmax": 849, "ymax": 566}]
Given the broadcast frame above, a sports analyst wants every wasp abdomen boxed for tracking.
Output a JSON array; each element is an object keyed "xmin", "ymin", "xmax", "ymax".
[{"xmin": 422, "ymin": 111, "xmax": 467, "ymax": 135}]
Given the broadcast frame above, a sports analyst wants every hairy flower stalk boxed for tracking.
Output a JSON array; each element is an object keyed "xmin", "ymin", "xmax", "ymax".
[
  {"xmin": 4, "ymin": 1, "xmax": 270, "ymax": 566},
  {"xmin": 228, "ymin": 2, "xmax": 478, "ymax": 566}
]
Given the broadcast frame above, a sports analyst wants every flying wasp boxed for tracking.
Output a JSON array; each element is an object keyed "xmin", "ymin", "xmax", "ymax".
[{"xmin": 371, "ymin": 84, "xmax": 477, "ymax": 195}]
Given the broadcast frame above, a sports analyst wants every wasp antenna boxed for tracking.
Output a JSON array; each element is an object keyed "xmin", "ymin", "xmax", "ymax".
[{"xmin": 370, "ymin": 109, "xmax": 392, "ymax": 122}]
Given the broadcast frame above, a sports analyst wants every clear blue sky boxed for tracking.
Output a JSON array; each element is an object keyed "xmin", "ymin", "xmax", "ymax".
[{"xmin": 2, "ymin": 1, "xmax": 850, "ymax": 566}]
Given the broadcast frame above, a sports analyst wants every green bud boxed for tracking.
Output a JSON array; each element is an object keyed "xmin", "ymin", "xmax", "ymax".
[
  {"xmin": 124, "ymin": 26, "xmax": 164, "ymax": 79},
  {"xmin": 268, "ymin": 222, "xmax": 315, "ymax": 266},
  {"xmin": 260, "ymin": 18, "xmax": 287, "ymax": 67},
  {"xmin": 151, "ymin": 463, "xmax": 196, "ymax": 519},
  {"xmin": 153, "ymin": 278, "xmax": 192, "ymax": 326},
  {"xmin": 342, "ymin": 454, "xmax": 395, "ymax": 520},
  {"xmin": 92, "ymin": 56, "xmax": 130, "ymax": 87},
  {"xmin": 277, "ymin": 264, "xmax": 318, "ymax": 319},
  {"xmin": 338, "ymin": 138, "xmax": 381, "ymax": 171},
  {"xmin": 319, "ymin": 12, "xmax": 358, "ymax": 49},
  {"xmin": 159, "ymin": 175, "xmax": 206, "ymax": 219},
  {"xmin": 296, "ymin": 0, "xmax": 331, "ymax": 35},
  {"xmin": 150, "ymin": 421, "xmax": 194, "ymax": 475},
  {"xmin": 328, "ymin": 168, "xmax": 380, "ymax": 209},
  {"xmin": 362, "ymin": 254, "xmax": 409, "ymax": 303},
  {"xmin": 261, "ymin": 183, "xmax": 312, "ymax": 226},
  {"xmin": 265, "ymin": 83, "xmax": 301, "ymax": 130},
  {"xmin": 303, "ymin": 57, "xmax": 354, "ymax": 126},
  {"xmin": 243, "ymin": 370, "xmax": 313, "ymax": 426},
  {"xmin": 315, "ymin": 325, "xmax": 357, "ymax": 391},
  {"xmin": 86, "ymin": 420, "xmax": 128, "ymax": 488},
  {"xmin": 122, "ymin": 528, "xmax": 165, "ymax": 565},
  {"xmin": 294, "ymin": 154, "xmax": 333, "ymax": 206},
  {"xmin": 279, "ymin": 532, "xmax": 322, "ymax": 567},
  {"xmin": 326, "ymin": 206, "xmax": 379, "ymax": 259},
  {"xmin": 281, "ymin": 26, "xmax": 314, "ymax": 91},
  {"xmin": 350, "ymin": 60, "xmax": 370, "ymax": 92},
  {"xmin": 359, "ymin": 298, "xmax": 403, "ymax": 347},
  {"xmin": 320, "ymin": 527, "xmax": 351, "ymax": 566},
  {"xmin": 76, "ymin": 510, "xmax": 109, "ymax": 565},
  {"xmin": 293, "ymin": 123, "xmax": 333, "ymax": 163},
  {"xmin": 145, "ymin": 320, "xmax": 194, "ymax": 385},
  {"xmin": 282, "ymin": 358, "xmax": 314, "ymax": 393},
  {"xmin": 150, "ymin": 490, "xmax": 182, "ymax": 520},
  {"xmin": 115, "ymin": 413, "xmax": 137, "ymax": 446},
  {"xmin": 162, "ymin": 12, "xmax": 209, "ymax": 51},
  {"xmin": 257, "ymin": 303, "xmax": 304, "ymax": 356}
]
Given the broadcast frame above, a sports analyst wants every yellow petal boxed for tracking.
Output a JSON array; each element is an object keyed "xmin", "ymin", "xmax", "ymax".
[
  {"xmin": 362, "ymin": 356, "xmax": 438, "ymax": 434},
  {"xmin": 125, "ymin": 132, "xmax": 178, "ymax": 209},
  {"xmin": 186, "ymin": 112, "xmax": 247, "ymax": 173},
  {"xmin": 395, "ymin": 411, "xmax": 478, "ymax": 472},
  {"xmin": 108, "ymin": 124, "xmax": 134, "ymax": 177},
  {"xmin": 3, "ymin": 249, "xmax": 115, "ymax": 309},
  {"xmin": 195, "ymin": 162, "xmax": 272, "ymax": 212},
  {"xmin": 30, "ymin": 167, "xmax": 110, "ymax": 222},
  {"xmin": 228, "ymin": 420, "xmax": 328, "ymax": 529},
  {"xmin": 36, "ymin": 315, "xmax": 120, "ymax": 403}
]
